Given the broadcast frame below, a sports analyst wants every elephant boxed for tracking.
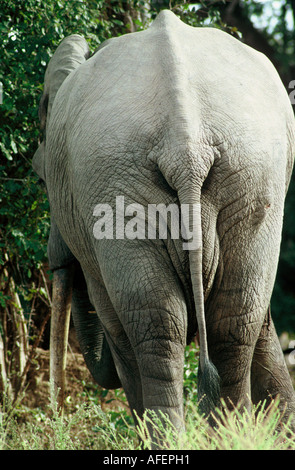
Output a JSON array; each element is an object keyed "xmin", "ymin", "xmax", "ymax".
[{"xmin": 33, "ymin": 10, "xmax": 295, "ymax": 440}]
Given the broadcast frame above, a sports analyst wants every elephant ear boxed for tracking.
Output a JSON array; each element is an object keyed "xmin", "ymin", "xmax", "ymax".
[
  {"xmin": 32, "ymin": 141, "xmax": 46, "ymax": 181},
  {"xmin": 39, "ymin": 34, "xmax": 90, "ymax": 132},
  {"xmin": 34, "ymin": 35, "xmax": 90, "ymax": 182}
]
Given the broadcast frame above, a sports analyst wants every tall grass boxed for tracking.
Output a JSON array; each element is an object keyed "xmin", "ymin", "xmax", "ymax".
[
  {"xmin": 1, "ymin": 344, "xmax": 294, "ymax": 450},
  {"xmin": 134, "ymin": 398, "xmax": 295, "ymax": 450},
  {"xmin": 1, "ymin": 393, "xmax": 295, "ymax": 450}
]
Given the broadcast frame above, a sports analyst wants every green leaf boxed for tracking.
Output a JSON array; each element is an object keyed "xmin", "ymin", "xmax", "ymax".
[{"xmin": 11, "ymin": 140, "xmax": 17, "ymax": 153}]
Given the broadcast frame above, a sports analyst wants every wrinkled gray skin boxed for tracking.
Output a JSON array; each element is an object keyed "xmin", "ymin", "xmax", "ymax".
[{"xmin": 33, "ymin": 11, "xmax": 295, "ymax": 438}]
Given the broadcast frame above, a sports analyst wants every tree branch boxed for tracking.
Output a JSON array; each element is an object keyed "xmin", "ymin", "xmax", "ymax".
[{"xmin": 219, "ymin": 0, "xmax": 295, "ymax": 91}]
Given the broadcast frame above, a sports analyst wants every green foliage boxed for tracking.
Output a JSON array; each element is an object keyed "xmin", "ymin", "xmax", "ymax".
[{"xmin": 183, "ymin": 341, "xmax": 199, "ymax": 406}]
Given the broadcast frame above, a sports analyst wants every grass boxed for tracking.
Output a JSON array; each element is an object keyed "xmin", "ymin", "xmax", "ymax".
[
  {"xmin": 1, "ymin": 342, "xmax": 294, "ymax": 450},
  {"xmin": 135, "ymin": 398, "xmax": 295, "ymax": 450},
  {"xmin": 1, "ymin": 391, "xmax": 295, "ymax": 450}
]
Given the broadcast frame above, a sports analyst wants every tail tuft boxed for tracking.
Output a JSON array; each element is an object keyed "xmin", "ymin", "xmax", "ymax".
[{"xmin": 198, "ymin": 357, "xmax": 220, "ymax": 422}]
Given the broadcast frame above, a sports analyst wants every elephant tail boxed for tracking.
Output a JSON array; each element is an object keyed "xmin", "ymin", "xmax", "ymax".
[{"xmin": 178, "ymin": 186, "xmax": 220, "ymax": 418}]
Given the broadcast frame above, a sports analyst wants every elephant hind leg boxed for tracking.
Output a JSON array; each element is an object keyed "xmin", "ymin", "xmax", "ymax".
[
  {"xmin": 71, "ymin": 265, "xmax": 121, "ymax": 389},
  {"xmin": 251, "ymin": 310, "xmax": 295, "ymax": 429},
  {"xmin": 83, "ymin": 272, "xmax": 144, "ymax": 420}
]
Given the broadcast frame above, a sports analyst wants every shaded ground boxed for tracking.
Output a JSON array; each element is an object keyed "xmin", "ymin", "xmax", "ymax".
[
  {"xmin": 21, "ymin": 328, "xmax": 129, "ymax": 415},
  {"xmin": 21, "ymin": 328, "xmax": 295, "ymax": 417}
]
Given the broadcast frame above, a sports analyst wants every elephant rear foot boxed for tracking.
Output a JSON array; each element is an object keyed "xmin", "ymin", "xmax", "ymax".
[{"xmin": 251, "ymin": 310, "xmax": 295, "ymax": 430}]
